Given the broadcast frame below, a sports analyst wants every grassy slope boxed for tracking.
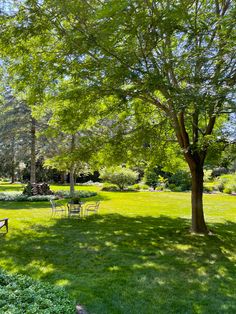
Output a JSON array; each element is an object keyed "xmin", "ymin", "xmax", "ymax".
[{"xmin": 0, "ymin": 183, "xmax": 235, "ymax": 313}]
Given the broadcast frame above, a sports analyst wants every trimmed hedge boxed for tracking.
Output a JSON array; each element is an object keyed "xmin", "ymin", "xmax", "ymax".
[{"xmin": 0, "ymin": 270, "xmax": 74, "ymax": 313}]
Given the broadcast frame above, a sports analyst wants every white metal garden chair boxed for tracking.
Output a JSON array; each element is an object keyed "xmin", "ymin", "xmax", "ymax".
[
  {"xmin": 50, "ymin": 199, "xmax": 67, "ymax": 217},
  {"xmin": 84, "ymin": 201, "xmax": 100, "ymax": 216}
]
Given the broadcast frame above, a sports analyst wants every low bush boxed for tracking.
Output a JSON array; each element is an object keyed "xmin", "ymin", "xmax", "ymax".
[
  {"xmin": 0, "ymin": 270, "xmax": 74, "ymax": 313},
  {"xmin": 216, "ymin": 178, "xmax": 227, "ymax": 192},
  {"xmin": 223, "ymin": 187, "xmax": 232, "ymax": 194},
  {"xmin": 0, "ymin": 190, "xmax": 97, "ymax": 201},
  {"xmin": 0, "ymin": 192, "xmax": 58, "ymax": 202},
  {"xmin": 132, "ymin": 183, "xmax": 149, "ymax": 190},
  {"xmin": 203, "ymin": 186, "xmax": 213, "ymax": 193},
  {"xmin": 23, "ymin": 182, "xmax": 53, "ymax": 196},
  {"xmin": 172, "ymin": 186, "xmax": 183, "ymax": 192},
  {"xmin": 55, "ymin": 190, "xmax": 97, "ymax": 199},
  {"xmin": 168, "ymin": 170, "xmax": 191, "ymax": 191},
  {"xmin": 100, "ymin": 167, "xmax": 138, "ymax": 190},
  {"xmin": 101, "ymin": 183, "xmax": 120, "ymax": 192},
  {"xmin": 155, "ymin": 185, "xmax": 164, "ymax": 191}
]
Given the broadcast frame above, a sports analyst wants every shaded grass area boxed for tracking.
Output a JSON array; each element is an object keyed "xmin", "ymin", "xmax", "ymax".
[
  {"xmin": 0, "ymin": 184, "xmax": 236, "ymax": 313},
  {"xmin": 0, "ymin": 215, "xmax": 236, "ymax": 313}
]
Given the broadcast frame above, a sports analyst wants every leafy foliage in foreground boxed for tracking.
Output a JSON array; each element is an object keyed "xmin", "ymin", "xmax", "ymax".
[{"xmin": 0, "ymin": 270, "xmax": 74, "ymax": 313}]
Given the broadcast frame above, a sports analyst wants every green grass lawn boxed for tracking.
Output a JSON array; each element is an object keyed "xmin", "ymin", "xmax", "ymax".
[{"xmin": 0, "ymin": 183, "xmax": 236, "ymax": 313}]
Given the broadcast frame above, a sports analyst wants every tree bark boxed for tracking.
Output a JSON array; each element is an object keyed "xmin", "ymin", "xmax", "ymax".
[
  {"xmin": 189, "ymin": 161, "xmax": 208, "ymax": 233},
  {"xmin": 10, "ymin": 137, "xmax": 15, "ymax": 184},
  {"xmin": 30, "ymin": 117, "xmax": 36, "ymax": 184},
  {"xmin": 69, "ymin": 166, "xmax": 75, "ymax": 197},
  {"xmin": 69, "ymin": 134, "xmax": 76, "ymax": 197}
]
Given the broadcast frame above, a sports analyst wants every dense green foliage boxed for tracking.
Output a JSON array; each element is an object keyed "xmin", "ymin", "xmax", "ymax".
[
  {"xmin": 0, "ymin": 189, "xmax": 97, "ymax": 201},
  {"xmin": 0, "ymin": 270, "xmax": 74, "ymax": 313},
  {"xmin": 168, "ymin": 170, "xmax": 191, "ymax": 192},
  {"xmin": 55, "ymin": 189, "xmax": 97, "ymax": 199},
  {"xmin": 100, "ymin": 167, "xmax": 138, "ymax": 190},
  {"xmin": 0, "ymin": 192, "xmax": 57, "ymax": 202}
]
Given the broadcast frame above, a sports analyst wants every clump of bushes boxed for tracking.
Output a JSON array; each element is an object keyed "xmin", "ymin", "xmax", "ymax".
[
  {"xmin": 55, "ymin": 190, "xmax": 97, "ymax": 199},
  {"xmin": 0, "ymin": 192, "xmax": 58, "ymax": 202},
  {"xmin": 100, "ymin": 167, "xmax": 138, "ymax": 191},
  {"xmin": 215, "ymin": 173, "xmax": 236, "ymax": 194},
  {"xmin": 0, "ymin": 270, "xmax": 74, "ymax": 313},
  {"xmin": 132, "ymin": 183, "xmax": 149, "ymax": 190},
  {"xmin": 23, "ymin": 182, "xmax": 53, "ymax": 196},
  {"xmin": 101, "ymin": 183, "xmax": 120, "ymax": 192},
  {"xmin": 0, "ymin": 190, "xmax": 97, "ymax": 202},
  {"xmin": 203, "ymin": 172, "xmax": 236, "ymax": 194},
  {"xmin": 168, "ymin": 170, "xmax": 191, "ymax": 192},
  {"xmin": 203, "ymin": 186, "xmax": 213, "ymax": 193}
]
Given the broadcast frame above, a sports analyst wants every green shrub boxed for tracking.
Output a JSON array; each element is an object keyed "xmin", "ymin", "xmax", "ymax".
[
  {"xmin": 132, "ymin": 183, "xmax": 149, "ymax": 190},
  {"xmin": 55, "ymin": 190, "xmax": 97, "ymax": 199},
  {"xmin": 0, "ymin": 190, "xmax": 97, "ymax": 201},
  {"xmin": 0, "ymin": 270, "xmax": 74, "ymax": 313},
  {"xmin": 232, "ymin": 184, "xmax": 236, "ymax": 193},
  {"xmin": 100, "ymin": 167, "xmax": 138, "ymax": 190},
  {"xmin": 155, "ymin": 185, "xmax": 164, "ymax": 191},
  {"xmin": 223, "ymin": 187, "xmax": 232, "ymax": 194},
  {"xmin": 168, "ymin": 171, "xmax": 191, "ymax": 191},
  {"xmin": 203, "ymin": 186, "xmax": 213, "ymax": 193},
  {"xmin": 101, "ymin": 183, "xmax": 120, "ymax": 192},
  {"xmin": 204, "ymin": 170, "xmax": 213, "ymax": 182},
  {"xmin": 0, "ymin": 193, "xmax": 58, "ymax": 202},
  {"xmin": 217, "ymin": 179, "xmax": 227, "ymax": 192},
  {"xmin": 172, "ymin": 186, "xmax": 183, "ymax": 192},
  {"xmin": 144, "ymin": 170, "xmax": 159, "ymax": 188},
  {"xmin": 168, "ymin": 184, "xmax": 177, "ymax": 191}
]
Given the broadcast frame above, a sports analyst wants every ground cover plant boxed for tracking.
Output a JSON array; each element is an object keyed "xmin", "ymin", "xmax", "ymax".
[
  {"xmin": 0, "ymin": 270, "xmax": 74, "ymax": 313},
  {"xmin": 0, "ymin": 183, "xmax": 235, "ymax": 313}
]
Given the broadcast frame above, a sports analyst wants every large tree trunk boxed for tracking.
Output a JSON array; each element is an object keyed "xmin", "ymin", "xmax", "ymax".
[
  {"xmin": 189, "ymin": 161, "xmax": 208, "ymax": 233},
  {"xmin": 30, "ymin": 117, "xmax": 36, "ymax": 184}
]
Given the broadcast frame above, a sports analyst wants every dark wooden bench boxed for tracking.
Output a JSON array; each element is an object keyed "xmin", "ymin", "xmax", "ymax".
[{"xmin": 0, "ymin": 218, "xmax": 8, "ymax": 233}]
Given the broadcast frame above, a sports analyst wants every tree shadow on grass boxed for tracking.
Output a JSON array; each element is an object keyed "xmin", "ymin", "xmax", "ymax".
[{"xmin": 0, "ymin": 214, "xmax": 236, "ymax": 314}]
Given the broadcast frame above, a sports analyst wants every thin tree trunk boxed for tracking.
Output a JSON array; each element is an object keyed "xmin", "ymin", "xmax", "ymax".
[
  {"xmin": 11, "ymin": 161, "xmax": 15, "ymax": 183},
  {"xmin": 189, "ymin": 162, "xmax": 208, "ymax": 233},
  {"xmin": 10, "ymin": 137, "xmax": 15, "ymax": 184},
  {"xmin": 30, "ymin": 117, "xmax": 36, "ymax": 184},
  {"xmin": 70, "ymin": 166, "xmax": 75, "ymax": 197},
  {"xmin": 69, "ymin": 134, "xmax": 76, "ymax": 197}
]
